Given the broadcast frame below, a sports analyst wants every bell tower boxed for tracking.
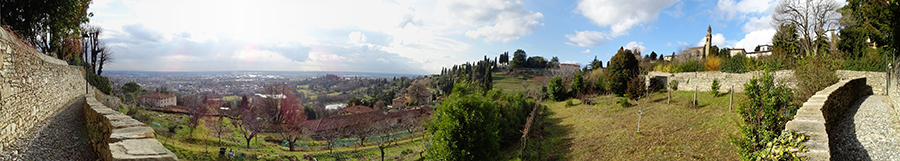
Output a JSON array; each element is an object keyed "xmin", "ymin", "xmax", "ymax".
[{"xmin": 704, "ymin": 26, "xmax": 712, "ymax": 57}]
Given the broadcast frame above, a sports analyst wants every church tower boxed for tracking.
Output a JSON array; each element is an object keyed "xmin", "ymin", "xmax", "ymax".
[{"xmin": 704, "ymin": 26, "xmax": 712, "ymax": 57}]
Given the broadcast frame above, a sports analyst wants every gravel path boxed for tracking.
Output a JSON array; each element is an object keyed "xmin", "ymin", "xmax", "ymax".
[
  {"xmin": 831, "ymin": 95, "xmax": 900, "ymax": 161},
  {"xmin": 0, "ymin": 96, "xmax": 98, "ymax": 161}
]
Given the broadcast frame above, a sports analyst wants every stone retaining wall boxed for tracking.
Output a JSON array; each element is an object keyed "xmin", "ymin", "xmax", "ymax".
[
  {"xmin": 84, "ymin": 92, "xmax": 177, "ymax": 161},
  {"xmin": 0, "ymin": 28, "xmax": 87, "ymax": 151},
  {"xmin": 783, "ymin": 77, "xmax": 871, "ymax": 160},
  {"xmin": 648, "ymin": 70, "xmax": 886, "ymax": 93}
]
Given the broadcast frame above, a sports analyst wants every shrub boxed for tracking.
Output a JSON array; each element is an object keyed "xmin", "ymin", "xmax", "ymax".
[
  {"xmin": 565, "ymin": 99, "xmax": 575, "ymax": 107},
  {"xmin": 547, "ymin": 76, "xmax": 567, "ymax": 101},
  {"xmin": 672, "ymin": 59, "xmax": 700, "ymax": 73},
  {"xmin": 617, "ymin": 97, "xmax": 632, "ymax": 108},
  {"xmin": 652, "ymin": 63, "xmax": 672, "ymax": 72},
  {"xmin": 757, "ymin": 131, "xmax": 808, "ymax": 160},
  {"xmin": 572, "ymin": 72, "xmax": 584, "ymax": 95},
  {"xmin": 731, "ymin": 71, "xmax": 798, "ymax": 160},
  {"xmin": 668, "ymin": 80, "xmax": 679, "ymax": 91},
  {"xmin": 705, "ymin": 56, "xmax": 722, "ymax": 71},
  {"xmin": 427, "ymin": 85, "xmax": 501, "ymax": 160},
  {"xmin": 794, "ymin": 54, "xmax": 839, "ymax": 100},
  {"xmin": 721, "ymin": 55, "xmax": 748, "ymax": 73},
  {"xmin": 625, "ymin": 76, "xmax": 645, "ymax": 101},
  {"xmin": 86, "ymin": 72, "xmax": 111, "ymax": 95},
  {"xmin": 710, "ymin": 79, "xmax": 720, "ymax": 96},
  {"xmin": 841, "ymin": 48, "xmax": 887, "ymax": 72}
]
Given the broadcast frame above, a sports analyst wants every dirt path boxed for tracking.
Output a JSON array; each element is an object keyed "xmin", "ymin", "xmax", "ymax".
[
  {"xmin": 830, "ymin": 95, "xmax": 900, "ymax": 161},
  {"xmin": 0, "ymin": 96, "xmax": 98, "ymax": 161}
]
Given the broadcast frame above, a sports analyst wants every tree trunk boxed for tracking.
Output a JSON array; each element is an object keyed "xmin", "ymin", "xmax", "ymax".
[
  {"xmin": 245, "ymin": 137, "xmax": 252, "ymax": 148},
  {"xmin": 380, "ymin": 146, "xmax": 385, "ymax": 161},
  {"xmin": 288, "ymin": 139, "xmax": 296, "ymax": 151}
]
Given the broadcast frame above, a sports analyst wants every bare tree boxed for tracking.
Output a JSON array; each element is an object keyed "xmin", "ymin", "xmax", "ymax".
[
  {"xmin": 97, "ymin": 45, "xmax": 113, "ymax": 75},
  {"xmin": 634, "ymin": 88, "xmax": 656, "ymax": 133},
  {"xmin": 182, "ymin": 95, "xmax": 208, "ymax": 135},
  {"xmin": 257, "ymin": 83, "xmax": 285, "ymax": 129},
  {"xmin": 277, "ymin": 90, "xmax": 306, "ymax": 151},
  {"xmin": 773, "ymin": 0, "xmax": 842, "ymax": 56},
  {"xmin": 234, "ymin": 95, "xmax": 260, "ymax": 148}
]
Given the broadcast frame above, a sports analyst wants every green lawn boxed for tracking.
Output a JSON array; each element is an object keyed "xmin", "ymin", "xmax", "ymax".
[
  {"xmin": 506, "ymin": 90, "xmax": 745, "ymax": 160},
  {"xmin": 492, "ymin": 71, "xmax": 542, "ymax": 94}
]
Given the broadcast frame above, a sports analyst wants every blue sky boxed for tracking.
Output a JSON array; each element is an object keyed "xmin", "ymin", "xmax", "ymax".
[{"xmin": 89, "ymin": 0, "xmax": 820, "ymax": 74}]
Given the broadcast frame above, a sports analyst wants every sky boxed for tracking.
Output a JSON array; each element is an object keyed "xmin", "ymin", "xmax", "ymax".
[{"xmin": 88, "ymin": 0, "xmax": 832, "ymax": 75}]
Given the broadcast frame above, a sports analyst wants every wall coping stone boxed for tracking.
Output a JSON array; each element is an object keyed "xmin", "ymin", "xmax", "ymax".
[
  {"xmin": 784, "ymin": 77, "xmax": 870, "ymax": 161},
  {"xmin": 84, "ymin": 92, "xmax": 177, "ymax": 161}
]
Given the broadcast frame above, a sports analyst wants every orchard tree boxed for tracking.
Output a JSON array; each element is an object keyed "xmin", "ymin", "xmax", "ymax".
[
  {"xmin": 278, "ymin": 90, "xmax": 306, "ymax": 151},
  {"xmin": 234, "ymin": 95, "xmax": 260, "ymax": 148}
]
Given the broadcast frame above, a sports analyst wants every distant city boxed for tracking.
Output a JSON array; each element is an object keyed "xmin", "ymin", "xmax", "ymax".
[{"xmin": 104, "ymin": 70, "xmax": 425, "ymax": 96}]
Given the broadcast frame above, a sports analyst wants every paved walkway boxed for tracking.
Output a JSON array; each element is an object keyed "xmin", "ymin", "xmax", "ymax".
[
  {"xmin": 830, "ymin": 95, "xmax": 900, "ymax": 161},
  {"xmin": 0, "ymin": 96, "xmax": 98, "ymax": 161}
]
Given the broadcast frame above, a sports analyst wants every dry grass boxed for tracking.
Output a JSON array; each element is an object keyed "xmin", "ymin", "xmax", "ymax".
[{"xmin": 518, "ymin": 91, "xmax": 744, "ymax": 160}]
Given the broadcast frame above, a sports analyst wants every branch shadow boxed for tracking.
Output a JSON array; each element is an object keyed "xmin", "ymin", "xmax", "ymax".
[{"xmin": 828, "ymin": 95, "xmax": 872, "ymax": 161}]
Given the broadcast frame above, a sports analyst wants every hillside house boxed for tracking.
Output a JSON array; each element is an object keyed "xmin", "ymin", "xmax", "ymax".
[
  {"xmin": 559, "ymin": 63, "xmax": 581, "ymax": 72},
  {"xmin": 140, "ymin": 92, "xmax": 176, "ymax": 107},
  {"xmin": 728, "ymin": 48, "xmax": 746, "ymax": 57},
  {"xmin": 392, "ymin": 97, "xmax": 407, "ymax": 108}
]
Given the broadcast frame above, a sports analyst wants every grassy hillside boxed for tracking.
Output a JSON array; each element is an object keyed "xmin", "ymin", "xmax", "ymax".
[{"xmin": 490, "ymin": 71, "xmax": 745, "ymax": 160}]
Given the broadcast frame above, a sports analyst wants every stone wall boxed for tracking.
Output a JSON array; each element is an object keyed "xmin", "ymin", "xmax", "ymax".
[
  {"xmin": 783, "ymin": 77, "xmax": 871, "ymax": 160},
  {"xmin": 648, "ymin": 70, "xmax": 886, "ymax": 93},
  {"xmin": 0, "ymin": 28, "xmax": 88, "ymax": 151},
  {"xmin": 84, "ymin": 92, "xmax": 177, "ymax": 160}
]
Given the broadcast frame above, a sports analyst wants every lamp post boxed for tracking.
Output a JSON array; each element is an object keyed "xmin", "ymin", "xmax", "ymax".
[{"xmin": 83, "ymin": 32, "xmax": 88, "ymax": 95}]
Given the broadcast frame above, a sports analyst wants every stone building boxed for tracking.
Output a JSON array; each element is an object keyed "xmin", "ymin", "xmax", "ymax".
[
  {"xmin": 677, "ymin": 26, "xmax": 714, "ymax": 60},
  {"xmin": 392, "ymin": 96, "xmax": 407, "ymax": 108},
  {"xmin": 140, "ymin": 92, "xmax": 176, "ymax": 107}
]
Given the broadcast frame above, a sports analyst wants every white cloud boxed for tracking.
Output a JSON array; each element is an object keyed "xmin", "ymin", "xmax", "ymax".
[
  {"xmin": 349, "ymin": 31, "xmax": 367, "ymax": 44},
  {"xmin": 91, "ymin": 0, "xmax": 501, "ymax": 74},
  {"xmin": 440, "ymin": 0, "xmax": 544, "ymax": 43},
  {"xmin": 716, "ymin": 0, "xmax": 776, "ymax": 21},
  {"xmin": 624, "ymin": 41, "xmax": 647, "ymax": 53},
  {"xmin": 663, "ymin": 1, "xmax": 685, "ymax": 18},
  {"xmin": 581, "ymin": 49, "xmax": 591, "ymax": 53},
  {"xmin": 734, "ymin": 29, "xmax": 776, "ymax": 50},
  {"xmin": 562, "ymin": 61, "xmax": 579, "ymax": 64},
  {"xmin": 576, "ymin": 0, "xmax": 678, "ymax": 36},
  {"xmin": 565, "ymin": 30, "xmax": 612, "ymax": 47},
  {"xmin": 696, "ymin": 33, "xmax": 728, "ymax": 47},
  {"xmin": 665, "ymin": 42, "xmax": 673, "ymax": 46},
  {"xmin": 742, "ymin": 16, "xmax": 774, "ymax": 33}
]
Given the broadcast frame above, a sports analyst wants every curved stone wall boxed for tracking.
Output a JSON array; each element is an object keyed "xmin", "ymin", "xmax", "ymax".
[
  {"xmin": 84, "ymin": 92, "xmax": 177, "ymax": 160},
  {"xmin": 784, "ymin": 77, "xmax": 871, "ymax": 160},
  {"xmin": 0, "ymin": 27, "xmax": 87, "ymax": 151},
  {"xmin": 647, "ymin": 70, "xmax": 886, "ymax": 93}
]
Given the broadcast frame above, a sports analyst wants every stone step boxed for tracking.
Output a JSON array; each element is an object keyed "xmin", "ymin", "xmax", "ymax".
[{"xmin": 110, "ymin": 126, "xmax": 155, "ymax": 143}]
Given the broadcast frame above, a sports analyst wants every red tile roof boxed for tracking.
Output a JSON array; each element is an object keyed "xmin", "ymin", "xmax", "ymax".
[
  {"xmin": 142, "ymin": 92, "xmax": 175, "ymax": 99},
  {"xmin": 340, "ymin": 105, "xmax": 375, "ymax": 114}
]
